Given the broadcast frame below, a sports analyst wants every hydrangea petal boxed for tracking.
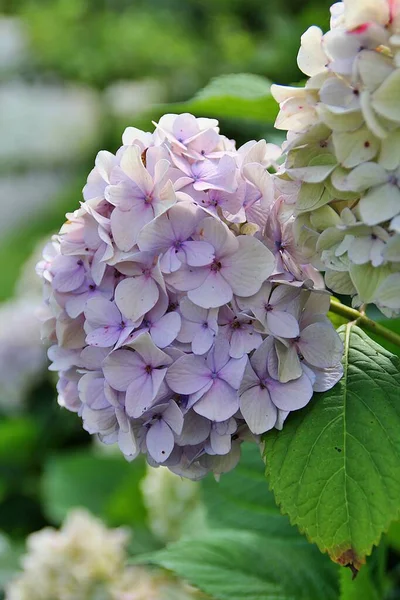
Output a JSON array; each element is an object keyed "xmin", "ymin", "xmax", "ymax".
[
  {"xmin": 193, "ymin": 379, "xmax": 239, "ymax": 422},
  {"xmin": 146, "ymin": 420, "xmax": 175, "ymax": 463},
  {"xmin": 240, "ymin": 385, "xmax": 277, "ymax": 434}
]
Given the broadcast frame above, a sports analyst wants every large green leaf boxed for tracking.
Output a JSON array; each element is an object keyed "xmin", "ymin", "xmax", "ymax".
[
  {"xmin": 202, "ymin": 443, "xmax": 297, "ymax": 537},
  {"xmin": 138, "ymin": 529, "xmax": 338, "ymax": 600},
  {"xmin": 41, "ymin": 450, "xmax": 147, "ymax": 527},
  {"xmin": 264, "ymin": 324, "xmax": 400, "ymax": 571}
]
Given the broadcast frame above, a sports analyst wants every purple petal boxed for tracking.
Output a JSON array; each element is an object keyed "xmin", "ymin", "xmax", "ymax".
[
  {"xmin": 102, "ymin": 349, "xmax": 143, "ymax": 391},
  {"xmin": 182, "ymin": 241, "xmax": 214, "ymax": 267},
  {"xmin": 129, "ymin": 332, "xmax": 172, "ymax": 367},
  {"xmin": 174, "ymin": 410, "xmax": 211, "ymax": 445},
  {"xmin": 299, "ymin": 323, "xmax": 343, "ymax": 368},
  {"xmin": 206, "ymin": 336, "xmax": 231, "ymax": 372},
  {"xmin": 78, "ymin": 373, "xmax": 110, "ymax": 410},
  {"xmin": 266, "ymin": 310, "xmax": 300, "ymax": 338},
  {"xmin": 125, "ymin": 373, "xmax": 154, "ymax": 417},
  {"xmin": 160, "ymin": 247, "xmax": 183, "ymax": 273},
  {"xmin": 166, "ymin": 264, "xmax": 208, "ymax": 292},
  {"xmin": 146, "ymin": 420, "xmax": 175, "ymax": 463},
  {"xmin": 192, "ymin": 327, "xmax": 216, "ymax": 355},
  {"xmin": 150, "ymin": 312, "xmax": 182, "ymax": 348},
  {"xmin": 166, "ymin": 355, "xmax": 211, "ymax": 394},
  {"xmin": 209, "ymin": 430, "xmax": 232, "ymax": 455},
  {"xmin": 86, "ymin": 326, "xmax": 121, "ymax": 348},
  {"xmin": 85, "ymin": 297, "xmax": 121, "ymax": 328},
  {"xmin": 240, "ymin": 385, "xmax": 277, "ymax": 434},
  {"xmin": 194, "ymin": 379, "xmax": 239, "ymax": 422},
  {"xmin": 306, "ymin": 362, "xmax": 344, "ymax": 392},
  {"xmin": 222, "ymin": 235, "xmax": 275, "ymax": 297},
  {"xmin": 162, "ymin": 400, "xmax": 184, "ymax": 435},
  {"xmin": 188, "ymin": 271, "xmax": 233, "ymax": 308},
  {"xmin": 218, "ymin": 355, "xmax": 247, "ymax": 389},
  {"xmin": 268, "ymin": 373, "xmax": 313, "ymax": 411},
  {"xmin": 111, "ymin": 206, "xmax": 152, "ymax": 252},
  {"xmin": 115, "ymin": 276, "xmax": 160, "ymax": 322}
]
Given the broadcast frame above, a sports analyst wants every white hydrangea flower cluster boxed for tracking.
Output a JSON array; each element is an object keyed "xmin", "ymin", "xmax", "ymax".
[
  {"xmin": 6, "ymin": 510, "xmax": 129, "ymax": 600},
  {"xmin": 6, "ymin": 510, "xmax": 203, "ymax": 600},
  {"xmin": 272, "ymin": 0, "xmax": 400, "ymax": 316}
]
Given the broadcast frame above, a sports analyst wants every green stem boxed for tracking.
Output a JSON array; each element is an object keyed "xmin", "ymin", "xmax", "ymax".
[{"xmin": 329, "ymin": 298, "xmax": 400, "ymax": 348}]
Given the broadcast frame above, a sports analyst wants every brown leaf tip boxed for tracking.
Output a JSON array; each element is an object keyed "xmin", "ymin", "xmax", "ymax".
[{"xmin": 335, "ymin": 548, "xmax": 362, "ymax": 577}]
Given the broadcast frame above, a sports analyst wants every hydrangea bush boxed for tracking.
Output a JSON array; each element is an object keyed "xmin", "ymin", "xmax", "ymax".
[{"xmin": 36, "ymin": 0, "xmax": 400, "ymax": 585}]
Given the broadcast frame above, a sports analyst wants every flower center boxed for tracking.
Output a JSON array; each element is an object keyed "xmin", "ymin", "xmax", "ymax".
[{"xmin": 210, "ymin": 259, "xmax": 222, "ymax": 272}]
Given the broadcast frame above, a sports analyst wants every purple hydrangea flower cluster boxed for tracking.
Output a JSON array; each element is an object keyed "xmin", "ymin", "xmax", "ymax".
[{"xmin": 37, "ymin": 114, "xmax": 343, "ymax": 479}]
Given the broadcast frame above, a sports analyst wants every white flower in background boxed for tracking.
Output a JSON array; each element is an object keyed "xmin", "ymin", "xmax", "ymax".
[
  {"xmin": 141, "ymin": 465, "xmax": 207, "ymax": 542},
  {"xmin": 6, "ymin": 510, "xmax": 129, "ymax": 600},
  {"xmin": 110, "ymin": 567, "xmax": 206, "ymax": 600},
  {"xmin": 272, "ymin": 0, "xmax": 400, "ymax": 316},
  {"xmin": 6, "ymin": 510, "xmax": 206, "ymax": 600}
]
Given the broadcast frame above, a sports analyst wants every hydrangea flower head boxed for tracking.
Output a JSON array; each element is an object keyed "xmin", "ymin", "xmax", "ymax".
[
  {"xmin": 272, "ymin": 0, "xmax": 400, "ymax": 316},
  {"xmin": 37, "ymin": 114, "xmax": 343, "ymax": 479}
]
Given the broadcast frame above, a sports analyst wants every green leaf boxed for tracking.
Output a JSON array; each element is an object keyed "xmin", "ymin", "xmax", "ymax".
[
  {"xmin": 264, "ymin": 324, "xmax": 400, "ymax": 571},
  {"xmin": 0, "ymin": 418, "xmax": 39, "ymax": 464},
  {"xmin": 137, "ymin": 529, "xmax": 339, "ymax": 600},
  {"xmin": 368, "ymin": 316, "xmax": 400, "ymax": 358},
  {"xmin": 339, "ymin": 562, "xmax": 380, "ymax": 600},
  {"xmin": 41, "ymin": 450, "xmax": 147, "ymax": 527},
  {"xmin": 202, "ymin": 443, "xmax": 297, "ymax": 537},
  {"xmin": 148, "ymin": 74, "xmax": 278, "ymax": 124}
]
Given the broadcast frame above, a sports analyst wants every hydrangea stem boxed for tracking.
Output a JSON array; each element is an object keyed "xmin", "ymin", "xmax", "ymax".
[{"xmin": 329, "ymin": 298, "xmax": 400, "ymax": 349}]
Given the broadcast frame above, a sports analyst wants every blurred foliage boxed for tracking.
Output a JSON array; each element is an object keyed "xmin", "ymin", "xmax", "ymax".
[{"xmin": 6, "ymin": 0, "xmax": 332, "ymax": 96}]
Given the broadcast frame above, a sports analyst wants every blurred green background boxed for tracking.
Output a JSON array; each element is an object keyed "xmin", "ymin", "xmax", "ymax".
[{"xmin": 0, "ymin": 0, "xmax": 339, "ymax": 594}]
